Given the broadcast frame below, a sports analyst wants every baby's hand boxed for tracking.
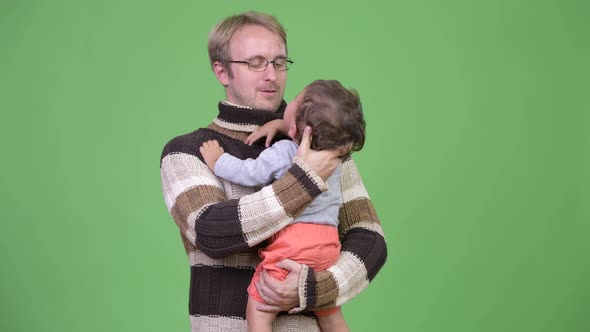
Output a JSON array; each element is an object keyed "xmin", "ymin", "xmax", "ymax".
[
  {"xmin": 245, "ymin": 119, "xmax": 287, "ymax": 147},
  {"xmin": 199, "ymin": 140, "xmax": 224, "ymax": 171}
]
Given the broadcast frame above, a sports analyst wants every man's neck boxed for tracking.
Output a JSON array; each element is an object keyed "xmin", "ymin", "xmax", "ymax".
[{"xmin": 213, "ymin": 100, "xmax": 286, "ymax": 133}]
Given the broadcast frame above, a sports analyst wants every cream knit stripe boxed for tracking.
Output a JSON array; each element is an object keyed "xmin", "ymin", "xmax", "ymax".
[
  {"xmin": 189, "ymin": 313, "xmax": 320, "ymax": 332},
  {"xmin": 340, "ymin": 158, "xmax": 370, "ymax": 203},
  {"xmin": 342, "ymin": 183, "xmax": 370, "ymax": 204},
  {"xmin": 161, "ymin": 153, "xmax": 224, "ymax": 211},
  {"xmin": 272, "ymin": 314, "xmax": 320, "ymax": 332},
  {"xmin": 327, "ymin": 251, "xmax": 369, "ymax": 305},
  {"xmin": 290, "ymin": 264, "xmax": 311, "ymax": 313},
  {"xmin": 213, "ymin": 117, "xmax": 260, "ymax": 132},
  {"xmin": 190, "ymin": 315, "xmax": 247, "ymax": 332},
  {"xmin": 349, "ymin": 221, "xmax": 386, "ymax": 238},
  {"xmin": 186, "ymin": 210, "xmax": 200, "ymax": 234},
  {"xmin": 240, "ymin": 185, "xmax": 292, "ymax": 246}
]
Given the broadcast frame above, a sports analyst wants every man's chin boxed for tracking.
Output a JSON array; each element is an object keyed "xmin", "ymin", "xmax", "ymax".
[{"xmin": 255, "ymin": 100, "xmax": 282, "ymax": 112}]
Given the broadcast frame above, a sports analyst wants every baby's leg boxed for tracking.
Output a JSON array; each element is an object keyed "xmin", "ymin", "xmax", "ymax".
[
  {"xmin": 246, "ymin": 296, "xmax": 277, "ymax": 332},
  {"xmin": 317, "ymin": 307, "xmax": 350, "ymax": 332}
]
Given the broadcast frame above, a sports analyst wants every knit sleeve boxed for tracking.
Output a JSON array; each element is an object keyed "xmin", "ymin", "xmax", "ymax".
[
  {"xmin": 213, "ymin": 140, "xmax": 297, "ymax": 187},
  {"xmin": 291, "ymin": 157, "xmax": 388, "ymax": 313},
  {"xmin": 160, "ymin": 136, "xmax": 326, "ymax": 259}
]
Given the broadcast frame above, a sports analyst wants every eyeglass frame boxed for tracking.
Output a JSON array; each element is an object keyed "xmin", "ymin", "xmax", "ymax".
[{"xmin": 227, "ymin": 56, "xmax": 294, "ymax": 72}]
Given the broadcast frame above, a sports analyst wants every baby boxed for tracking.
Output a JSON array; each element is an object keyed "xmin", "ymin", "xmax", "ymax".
[{"xmin": 200, "ymin": 79, "xmax": 365, "ymax": 332}]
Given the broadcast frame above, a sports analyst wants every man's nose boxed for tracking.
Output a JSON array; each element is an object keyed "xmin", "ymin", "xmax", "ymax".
[{"xmin": 263, "ymin": 64, "xmax": 277, "ymax": 81}]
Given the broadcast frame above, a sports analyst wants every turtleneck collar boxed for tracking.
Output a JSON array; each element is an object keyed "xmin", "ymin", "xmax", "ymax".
[{"xmin": 213, "ymin": 100, "xmax": 287, "ymax": 132}]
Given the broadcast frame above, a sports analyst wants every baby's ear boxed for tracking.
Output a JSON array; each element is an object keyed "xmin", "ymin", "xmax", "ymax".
[{"xmin": 288, "ymin": 124, "xmax": 298, "ymax": 141}]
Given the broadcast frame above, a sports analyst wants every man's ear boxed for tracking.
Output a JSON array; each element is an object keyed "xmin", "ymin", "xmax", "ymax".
[{"xmin": 212, "ymin": 61, "xmax": 230, "ymax": 87}]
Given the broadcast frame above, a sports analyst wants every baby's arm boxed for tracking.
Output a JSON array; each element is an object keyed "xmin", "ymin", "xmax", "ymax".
[
  {"xmin": 245, "ymin": 119, "xmax": 289, "ymax": 147},
  {"xmin": 199, "ymin": 140, "xmax": 225, "ymax": 171},
  {"xmin": 205, "ymin": 139, "xmax": 297, "ymax": 187}
]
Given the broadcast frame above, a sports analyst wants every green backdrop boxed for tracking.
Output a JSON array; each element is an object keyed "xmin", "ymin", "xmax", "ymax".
[{"xmin": 1, "ymin": 1, "xmax": 588, "ymax": 331}]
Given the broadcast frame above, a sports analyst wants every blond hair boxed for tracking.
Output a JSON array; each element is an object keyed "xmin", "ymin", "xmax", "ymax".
[{"xmin": 208, "ymin": 11, "xmax": 287, "ymax": 77}]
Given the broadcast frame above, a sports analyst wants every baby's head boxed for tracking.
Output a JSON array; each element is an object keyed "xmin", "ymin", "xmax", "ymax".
[{"xmin": 284, "ymin": 80, "xmax": 366, "ymax": 159}]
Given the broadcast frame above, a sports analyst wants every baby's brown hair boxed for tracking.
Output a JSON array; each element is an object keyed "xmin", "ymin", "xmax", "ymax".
[{"xmin": 293, "ymin": 80, "xmax": 366, "ymax": 159}]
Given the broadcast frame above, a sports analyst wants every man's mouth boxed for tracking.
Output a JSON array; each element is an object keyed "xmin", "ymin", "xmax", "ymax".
[{"xmin": 259, "ymin": 89, "xmax": 278, "ymax": 96}]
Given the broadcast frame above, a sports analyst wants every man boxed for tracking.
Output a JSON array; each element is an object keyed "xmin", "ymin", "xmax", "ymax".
[{"xmin": 160, "ymin": 11, "xmax": 387, "ymax": 331}]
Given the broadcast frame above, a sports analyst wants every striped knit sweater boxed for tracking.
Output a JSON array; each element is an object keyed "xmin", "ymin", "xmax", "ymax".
[{"xmin": 160, "ymin": 101, "xmax": 387, "ymax": 331}]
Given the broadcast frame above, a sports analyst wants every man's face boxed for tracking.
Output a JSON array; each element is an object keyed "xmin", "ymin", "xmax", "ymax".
[{"xmin": 223, "ymin": 25, "xmax": 287, "ymax": 112}]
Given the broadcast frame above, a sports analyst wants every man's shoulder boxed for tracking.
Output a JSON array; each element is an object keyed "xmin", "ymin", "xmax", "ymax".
[{"xmin": 160, "ymin": 127, "xmax": 221, "ymax": 161}]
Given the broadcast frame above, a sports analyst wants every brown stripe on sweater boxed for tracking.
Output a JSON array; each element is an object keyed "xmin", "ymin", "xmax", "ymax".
[
  {"xmin": 189, "ymin": 250, "xmax": 260, "ymax": 270},
  {"xmin": 337, "ymin": 197, "xmax": 380, "ymax": 233},
  {"xmin": 207, "ymin": 122, "xmax": 251, "ymax": 142},
  {"xmin": 170, "ymin": 185, "xmax": 226, "ymax": 230},
  {"xmin": 273, "ymin": 169, "xmax": 315, "ymax": 218},
  {"xmin": 171, "ymin": 184, "xmax": 250, "ymax": 258},
  {"xmin": 312, "ymin": 269, "xmax": 339, "ymax": 309}
]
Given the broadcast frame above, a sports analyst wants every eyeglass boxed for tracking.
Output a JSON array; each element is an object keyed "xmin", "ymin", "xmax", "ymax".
[{"xmin": 228, "ymin": 56, "xmax": 294, "ymax": 72}]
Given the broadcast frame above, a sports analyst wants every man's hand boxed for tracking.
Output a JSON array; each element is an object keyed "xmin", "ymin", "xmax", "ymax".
[
  {"xmin": 199, "ymin": 140, "xmax": 224, "ymax": 171},
  {"xmin": 296, "ymin": 126, "xmax": 345, "ymax": 180},
  {"xmin": 255, "ymin": 259, "xmax": 302, "ymax": 313},
  {"xmin": 245, "ymin": 119, "xmax": 287, "ymax": 147}
]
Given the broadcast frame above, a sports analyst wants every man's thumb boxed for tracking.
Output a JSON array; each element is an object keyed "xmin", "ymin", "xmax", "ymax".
[
  {"xmin": 299, "ymin": 126, "xmax": 312, "ymax": 149},
  {"xmin": 276, "ymin": 259, "xmax": 300, "ymax": 272}
]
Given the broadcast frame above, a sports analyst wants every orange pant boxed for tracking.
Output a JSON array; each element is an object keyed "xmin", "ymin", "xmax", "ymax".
[{"xmin": 248, "ymin": 223, "xmax": 341, "ymax": 316}]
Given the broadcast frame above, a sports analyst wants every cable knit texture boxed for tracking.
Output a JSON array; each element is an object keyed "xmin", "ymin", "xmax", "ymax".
[{"xmin": 160, "ymin": 101, "xmax": 387, "ymax": 331}]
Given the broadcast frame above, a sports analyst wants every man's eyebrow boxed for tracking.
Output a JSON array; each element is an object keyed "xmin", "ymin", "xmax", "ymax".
[{"xmin": 245, "ymin": 54, "xmax": 288, "ymax": 60}]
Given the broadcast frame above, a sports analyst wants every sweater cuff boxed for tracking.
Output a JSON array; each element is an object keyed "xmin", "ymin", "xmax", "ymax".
[
  {"xmin": 292, "ymin": 157, "xmax": 328, "ymax": 193},
  {"xmin": 289, "ymin": 264, "xmax": 315, "ymax": 314}
]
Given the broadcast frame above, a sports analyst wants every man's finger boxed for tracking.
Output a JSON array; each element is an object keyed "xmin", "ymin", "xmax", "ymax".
[
  {"xmin": 257, "ymin": 272, "xmax": 279, "ymax": 300},
  {"xmin": 275, "ymin": 259, "xmax": 301, "ymax": 273},
  {"xmin": 260, "ymin": 270, "xmax": 280, "ymax": 295},
  {"xmin": 299, "ymin": 126, "xmax": 312, "ymax": 150},
  {"xmin": 255, "ymin": 303, "xmax": 281, "ymax": 313},
  {"xmin": 245, "ymin": 133, "xmax": 256, "ymax": 145}
]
